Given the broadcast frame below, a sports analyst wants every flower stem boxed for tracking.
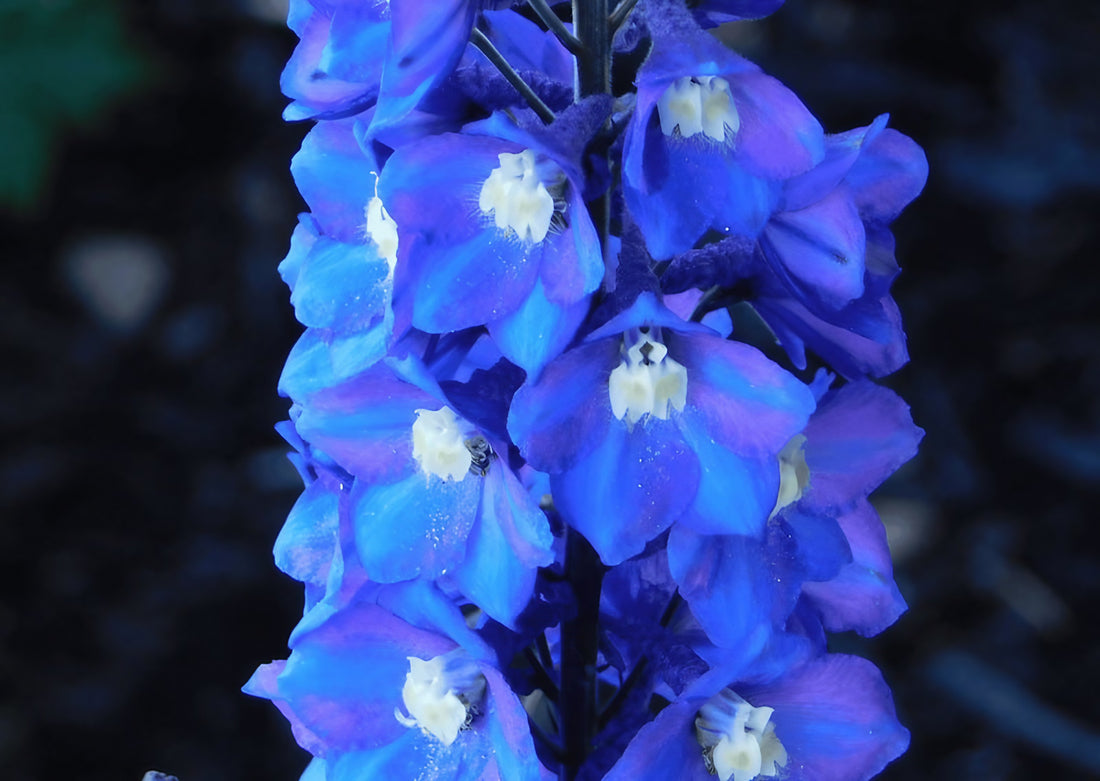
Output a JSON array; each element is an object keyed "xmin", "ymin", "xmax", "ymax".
[
  {"xmin": 559, "ymin": 528, "xmax": 605, "ymax": 779},
  {"xmin": 526, "ymin": 0, "xmax": 583, "ymax": 54},
  {"xmin": 470, "ymin": 27, "xmax": 556, "ymax": 124},
  {"xmin": 556, "ymin": 10, "xmax": 612, "ymax": 778}
]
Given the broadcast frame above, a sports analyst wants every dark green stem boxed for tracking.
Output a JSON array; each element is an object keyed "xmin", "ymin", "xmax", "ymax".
[
  {"xmin": 573, "ymin": 0, "xmax": 612, "ymax": 273},
  {"xmin": 471, "ymin": 27, "xmax": 556, "ymax": 124},
  {"xmin": 527, "ymin": 0, "xmax": 583, "ymax": 54},
  {"xmin": 559, "ymin": 529, "xmax": 606, "ymax": 779},
  {"xmin": 557, "ymin": 6, "xmax": 612, "ymax": 779},
  {"xmin": 609, "ymin": 0, "xmax": 641, "ymax": 33}
]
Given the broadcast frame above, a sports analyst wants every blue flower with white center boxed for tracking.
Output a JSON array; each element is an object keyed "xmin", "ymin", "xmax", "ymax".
[
  {"xmin": 623, "ymin": 0, "xmax": 825, "ymax": 260},
  {"xmin": 509, "ymin": 292, "xmax": 815, "ymax": 566},
  {"xmin": 378, "ymin": 108, "xmax": 605, "ymax": 375},
  {"xmin": 292, "ymin": 355, "xmax": 554, "ymax": 627},
  {"xmin": 244, "ymin": 598, "xmax": 545, "ymax": 780},
  {"xmin": 603, "ymin": 653, "xmax": 909, "ymax": 781}
]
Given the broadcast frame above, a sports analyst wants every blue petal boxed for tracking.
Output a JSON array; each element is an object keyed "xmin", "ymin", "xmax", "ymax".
[
  {"xmin": 762, "ymin": 187, "xmax": 867, "ymax": 310},
  {"xmin": 292, "ymin": 119, "xmax": 380, "ymax": 242},
  {"xmin": 487, "ymin": 278, "xmax": 590, "ymax": 379},
  {"xmin": 554, "ymin": 418, "xmax": 701, "ymax": 565},
  {"xmin": 290, "ymin": 237, "xmax": 391, "ymax": 331},
  {"xmin": 739, "ymin": 655, "xmax": 909, "ymax": 781},
  {"xmin": 780, "ymin": 506, "xmax": 852, "ymax": 582},
  {"xmin": 352, "ymin": 471, "xmax": 482, "ymax": 583},
  {"xmin": 372, "ymin": 0, "xmax": 479, "ymax": 132},
  {"xmin": 453, "ymin": 466, "xmax": 553, "ymax": 627},
  {"xmin": 294, "ymin": 371, "xmax": 427, "ymax": 481},
  {"xmin": 803, "ymin": 380, "xmax": 924, "ymax": 509},
  {"xmin": 801, "ymin": 500, "xmax": 907, "ymax": 637},
  {"xmin": 274, "ymin": 479, "xmax": 340, "ymax": 586},
  {"xmin": 675, "ymin": 410, "xmax": 780, "ymax": 537},
  {"xmin": 667, "ymin": 525, "xmax": 781, "ymax": 650},
  {"xmin": 603, "ymin": 697, "xmax": 712, "ymax": 781},
  {"xmin": 508, "ymin": 338, "xmax": 619, "ymax": 474}
]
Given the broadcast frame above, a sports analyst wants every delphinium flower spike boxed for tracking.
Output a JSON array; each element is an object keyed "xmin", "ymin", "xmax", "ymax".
[{"xmin": 249, "ymin": 1, "xmax": 926, "ymax": 779}]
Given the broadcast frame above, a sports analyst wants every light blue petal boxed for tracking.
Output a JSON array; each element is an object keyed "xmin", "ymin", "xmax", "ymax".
[
  {"xmin": 487, "ymin": 278, "xmax": 589, "ymax": 379},
  {"xmin": 453, "ymin": 467, "xmax": 553, "ymax": 627},
  {"xmin": 352, "ymin": 471, "xmax": 482, "ymax": 582}
]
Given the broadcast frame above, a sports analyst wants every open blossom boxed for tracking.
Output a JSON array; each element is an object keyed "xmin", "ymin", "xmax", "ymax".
[
  {"xmin": 604, "ymin": 653, "xmax": 909, "ymax": 781},
  {"xmin": 510, "ymin": 293, "xmax": 815, "ymax": 565},
  {"xmin": 245, "ymin": 598, "xmax": 545, "ymax": 780},
  {"xmin": 623, "ymin": 0, "xmax": 825, "ymax": 260}
]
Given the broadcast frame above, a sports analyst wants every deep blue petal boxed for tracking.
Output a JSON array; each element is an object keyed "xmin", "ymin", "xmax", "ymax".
[
  {"xmin": 666, "ymin": 526, "xmax": 779, "ymax": 650},
  {"xmin": 508, "ymin": 338, "xmax": 618, "ymax": 474},
  {"xmin": 554, "ymin": 418, "xmax": 701, "ymax": 566},
  {"xmin": 603, "ymin": 697, "xmax": 712, "ymax": 781}
]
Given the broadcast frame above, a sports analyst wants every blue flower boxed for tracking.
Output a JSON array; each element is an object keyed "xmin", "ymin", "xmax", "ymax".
[
  {"xmin": 291, "ymin": 355, "xmax": 554, "ymax": 627},
  {"xmin": 623, "ymin": 0, "xmax": 824, "ymax": 260},
  {"xmin": 663, "ymin": 115, "xmax": 928, "ymax": 378},
  {"xmin": 509, "ymin": 293, "xmax": 815, "ymax": 565},
  {"xmin": 792, "ymin": 378, "xmax": 924, "ymax": 636},
  {"xmin": 604, "ymin": 653, "xmax": 909, "ymax": 781},
  {"xmin": 277, "ymin": 118, "xmax": 397, "ymax": 400},
  {"xmin": 378, "ymin": 108, "xmax": 605, "ymax": 375},
  {"xmin": 244, "ymin": 597, "xmax": 545, "ymax": 780}
]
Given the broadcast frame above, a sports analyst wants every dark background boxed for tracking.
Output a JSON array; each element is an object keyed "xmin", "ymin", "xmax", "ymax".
[{"xmin": 2, "ymin": 0, "xmax": 1097, "ymax": 779}]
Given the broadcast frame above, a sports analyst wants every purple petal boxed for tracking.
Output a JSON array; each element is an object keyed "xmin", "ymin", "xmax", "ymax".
[
  {"xmin": 739, "ymin": 654, "xmax": 909, "ymax": 781},
  {"xmin": 732, "ymin": 71, "xmax": 825, "ymax": 180},
  {"xmin": 603, "ymin": 697, "xmax": 712, "ymax": 781},
  {"xmin": 803, "ymin": 380, "xmax": 923, "ymax": 508},
  {"xmin": 763, "ymin": 187, "xmax": 867, "ymax": 310},
  {"xmin": 508, "ymin": 338, "xmax": 619, "ymax": 473},
  {"xmin": 295, "ymin": 366, "xmax": 433, "ymax": 483},
  {"xmin": 671, "ymin": 330, "xmax": 816, "ymax": 457},
  {"xmin": 801, "ymin": 500, "xmax": 907, "ymax": 636},
  {"xmin": 849, "ymin": 127, "xmax": 929, "ymax": 223}
]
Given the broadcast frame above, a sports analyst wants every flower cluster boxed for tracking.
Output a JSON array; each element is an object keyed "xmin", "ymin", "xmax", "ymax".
[{"xmin": 246, "ymin": 1, "xmax": 927, "ymax": 779}]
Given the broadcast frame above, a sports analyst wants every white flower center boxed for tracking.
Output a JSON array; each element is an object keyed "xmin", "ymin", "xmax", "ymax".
[
  {"xmin": 696, "ymin": 689, "xmax": 788, "ymax": 781},
  {"xmin": 656, "ymin": 76, "xmax": 740, "ymax": 143},
  {"xmin": 394, "ymin": 653, "xmax": 487, "ymax": 747},
  {"xmin": 769, "ymin": 434, "xmax": 810, "ymax": 519},
  {"xmin": 365, "ymin": 193, "xmax": 398, "ymax": 277},
  {"xmin": 608, "ymin": 328, "xmax": 688, "ymax": 426},
  {"xmin": 478, "ymin": 149, "xmax": 561, "ymax": 243},
  {"xmin": 412, "ymin": 407, "xmax": 472, "ymax": 482}
]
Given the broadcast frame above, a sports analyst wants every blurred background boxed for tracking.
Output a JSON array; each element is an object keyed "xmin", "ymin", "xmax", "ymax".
[{"xmin": 1, "ymin": 0, "xmax": 1097, "ymax": 778}]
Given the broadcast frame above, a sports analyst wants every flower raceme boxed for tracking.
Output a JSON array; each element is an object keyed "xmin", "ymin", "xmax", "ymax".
[{"xmin": 250, "ymin": 1, "xmax": 925, "ymax": 780}]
